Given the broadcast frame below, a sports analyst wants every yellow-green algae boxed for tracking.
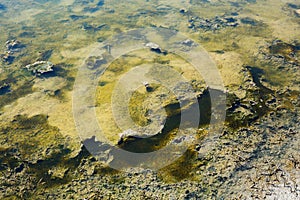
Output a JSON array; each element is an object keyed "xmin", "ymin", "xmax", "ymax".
[
  {"xmin": 96, "ymin": 49, "xmax": 206, "ymax": 143},
  {"xmin": 0, "ymin": 0, "xmax": 299, "ymax": 193}
]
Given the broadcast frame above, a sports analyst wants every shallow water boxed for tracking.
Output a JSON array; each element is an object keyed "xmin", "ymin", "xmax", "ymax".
[{"xmin": 0, "ymin": 0, "xmax": 299, "ymax": 199}]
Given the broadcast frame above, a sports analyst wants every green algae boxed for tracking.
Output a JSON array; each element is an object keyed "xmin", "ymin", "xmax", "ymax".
[
  {"xmin": 158, "ymin": 147, "xmax": 209, "ymax": 182},
  {"xmin": 0, "ymin": 114, "xmax": 62, "ymax": 161},
  {"xmin": 0, "ymin": 79, "xmax": 34, "ymax": 110},
  {"xmin": 225, "ymin": 67, "xmax": 273, "ymax": 130},
  {"xmin": 119, "ymin": 89, "xmax": 213, "ymax": 154},
  {"xmin": 0, "ymin": 1, "xmax": 299, "ymax": 196},
  {"xmin": 96, "ymin": 49, "xmax": 205, "ymax": 143},
  {"xmin": 45, "ymin": 63, "xmax": 76, "ymax": 100},
  {"xmin": 128, "ymin": 89, "xmax": 153, "ymax": 127},
  {"xmin": 197, "ymin": 22, "xmax": 272, "ymax": 53},
  {"xmin": 0, "ymin": 114, "xmax": 107, "ymax": 198},
  {"xmin": 268, "ymin": 40, "xmax": 300, "ymax": 63}
]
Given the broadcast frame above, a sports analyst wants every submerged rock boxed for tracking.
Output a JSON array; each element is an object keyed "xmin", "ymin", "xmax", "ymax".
[
  {"xmin": 83, "ymin": 6, "xmax": 100, "ymax": 13},
  {"xmin": 179, "ymin": 8, "xmax": 187, "ymax": 14},
  {"xmin": 181, "ymin": 39, "xmax": 196, "ymax": 47},
  {"xmin": 284, "ymin": 3, "xmax": 300, "ymax": 18},
  {"xmin": 186, "ymin": 14, "xmax": 263, "ymax": 32},
  {"xmin": 240, "ymin": 17, "xmax": 258, "ymax": 25},
  {"xmin": 146, "ymin": 42, "xmax": 160, "ymax": 50},
  {"xmin": 1, "ymin": 40, "xmax": 25, "ymax": 64},
  {"xmin": 187, "ymin": 15, "xmax": 239, "ymax": 31},
  {"xmin": 69, "ymin": 14, "xmax": 86, "ymax": 21},
  {"xmin": 5, "ymin": 40, "xmax": 25, "ymax": 52},
  {"xmin": 0, "ymin": 52, "xmax": 14, "ymax": 64},
  {"xmin": 82, "ymin": 22, "xmax": 107, "ymax": 31},
  {"xmin": 145, "ymin": 42, "xmax": 167, "ymax": 54},
  {"xmin": 142, "ymin": 81, "xmax": 153, "ymax": 92},
  {"xmin": 25, "ymin": 61, "xmax": 54, "ymax": 75},
  {"xmin": 295, "ymin": 9, "xmax": 300, "ymax": 17},
  {"xmin": 0, "ymin": 83, "xmax": 10, "ymax": 95},
  {"xmin": 287, "ymin": 3, "xmax": 300, "ymax": 9}
]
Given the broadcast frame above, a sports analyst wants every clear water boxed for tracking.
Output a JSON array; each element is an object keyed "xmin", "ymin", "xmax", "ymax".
[{"xmin": 0, "ymin": 0, "xmax": 299, "ymax": 199}]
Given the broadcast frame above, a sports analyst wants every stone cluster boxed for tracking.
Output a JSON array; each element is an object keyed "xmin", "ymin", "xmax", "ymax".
[
  {"xmin": 0, "ymin": 40, "xmax": 25, "ymax": 64},
  {"xmin": 25, "ymin": 61, "xmax": 54, "ymax": 75},
  {"xmin": 187, "ymin": 15, "xmax": 239, "ymax": 31}
]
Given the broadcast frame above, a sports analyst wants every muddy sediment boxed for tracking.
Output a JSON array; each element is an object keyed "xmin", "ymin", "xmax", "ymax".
[{"xmin": 0, "ymin": 0, "xmax": 299, "ymax": 199}]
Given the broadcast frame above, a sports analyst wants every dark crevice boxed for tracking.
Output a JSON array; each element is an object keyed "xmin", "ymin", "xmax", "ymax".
[{"xmin": 117, "ymin": 89, "xmax": 214, "ymax": 153}]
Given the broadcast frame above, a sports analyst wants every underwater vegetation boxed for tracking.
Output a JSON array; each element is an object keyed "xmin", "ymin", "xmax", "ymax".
[{"xmin": 0, "ymin": 0, "xmax": 299, "ymax": 198}]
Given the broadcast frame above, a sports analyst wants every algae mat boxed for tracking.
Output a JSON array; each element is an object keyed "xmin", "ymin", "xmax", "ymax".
[{"xmin": 0, "ymin": 0, "xmax": 299, "ymax": 199}]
